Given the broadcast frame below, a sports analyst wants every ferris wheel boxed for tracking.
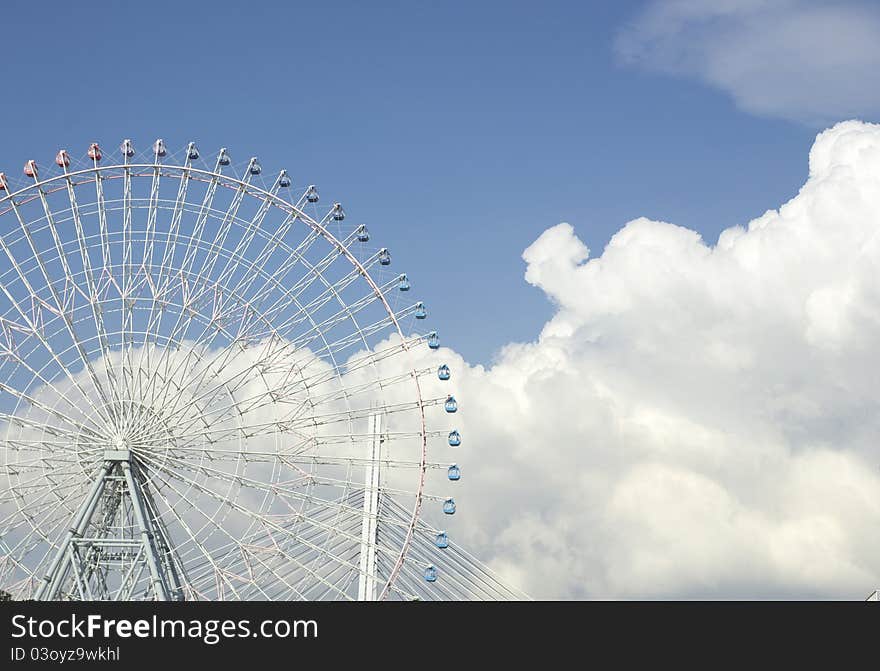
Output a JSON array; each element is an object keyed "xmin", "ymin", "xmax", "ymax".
[{"xmin": 0, "ymin": 139, "xmax": 490, "ymax": 601}]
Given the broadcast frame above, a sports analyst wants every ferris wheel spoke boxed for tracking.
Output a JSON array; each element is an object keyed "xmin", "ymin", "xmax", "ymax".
[
  {"xmin": 186, "ymin": 158, "xmax": 262, "ymax": 290},
  {"xmin": 268, "ymin": 277, "xmax": 410, "ymax": 357},
  {"xmin": 261, "ymin": 238, "xmax": 391, "ymax": 331},
  {"xmin": 119, "ymin": 141, "xmax": 136, "ymax": 415},
  {"xmin": 162, "ymin": 431, "xmax": 449, "ymax": 468},
  {"xmin": 149, "ymin": 299, "xmax": 256, "ymax": 419},
  {"xmin": 212, "ymin": 176, "xmax": 287, "ymax": 291},
  {"xmin": 231, "ymin": 226, "xmax": 322, "ymax": 314},
  {"xmin": 141, "ymin": 220, "xmax": 365, "ymax": 416},
  {"xmin": 0, "ymin": 411, "xmax": 95, "ymax": 444},
  {"xmin": 188, "ymin": 531, "xmax": 344, "ymax": 599},
  {"xmin": 27, "ymin": 177, "xmax": 121, "ymax": 420},
  {"xmin": 175, "ymin": 150, "xmax": 226, "ymax": 285},
  {"xmin": 185, "ymin": 537, "xmax": 305, "ymax": 601},
  {"xmin": 234, "ymin": 360, "xmax": 432, "ymax": 426},
  {"xmin": 289, "ymin": 397, "xmax": 439, "ymax": 431},
  {"xmin": 0, "ymin": 383, "xmax": 105, "ymax": 440},
  {"xmin": 154, "ymin": 319, "xmax": 412, "ymax": 431},
  {"xmin": 152, "ymin": 455, "xmax": 434, "ymax": 510},
  {"xmin": 143, "ymin": 266, "xmax": 267, "ymax": 417},
  {"xmin": 145, "ymin": 281, "xmax": 211, "ymax": 410},
  {"xmin": 134, "ymin": 299, "xmax": 202, "ymax": 413},
  {"xmin": 265, "ymin": 334, "xmax": 429, "ymax": 396},
  {"xmin": 140, "ymin": 140, "xmax": 165, "ymax": 278},
  {"xmin": 60, "ymin": 165, "xmax": 123, "ymax": 409},
  {"xmin": 150, "ymin": 333, "xmax": 290, "ymax": 427},
  {"xmin": 140, "ymin": 456, "xmax": 354, "ymax": 600},
  {"xmin": 287, "ymin": 500, "xmax": 391, "ymax": 599},
  {"xmin": 138, "ymin": 443, "xmax": 434, "ymax": 496},
  {"xmin": 144, "ymin": 459, "xmax": 413, "ymax": 538},
  {"xmin": 158, "ymin": 442, "xmax": 439, "ymax": 474},
  {"xmin": 387, "ymin": 494, "xmax": 525, "ymax": 600},
  {"xmin": 0, "ymin": 435, "xmax": 96, "ymax": 460},
  {"xmin": 166, "ymin": 395, "xmax": 437, "ymax": 446},
  {"xmin": 254, "ymin": 267, "xmax": 364, "ymax": 344},
  {"xmin": 136, "ymin": 449, "xmax": 389, "ymax": 574},
  {"xmin": 131, "ymin": 306, "xmax": 215, "ymax": 428},
  {"xmin": 303, "ymin": 368, "xmax": 434, "ymax": 411},
  {"xmin": 139, "ymin": 472, "xmax": 250, "ymax": 601},
  {"xmin": 231, "ymin": 244, "xmax": 381, "ymax": 361},
  {"xmin": 134, "ymin": 146, "xmax": 198, "ymax": 406},
  {"xmin": 0, "ymin": 349, "xmax": 107, "ymax": 437},
  {"xmin": 175, "ymin": 365, "xmax": 310, "ymax": 426},
  {"xmin": 160, "ymin": 225, "xmax": 338, "ymax": 388},
  {"xmin": 0, "ymin": 500, "xmax": 82, "ymax": 550},
  {"xmin": 139, "ymin": 187, "xmax": 264, "ymax": 412},
  {"xmin": 150, "ymin": 282, "xmax": 319, "ymax": 421},
  {"xmin": 141, "ymin": 150, "xmax": 230, "ymax": 412},
  {"xmin": 0, "ymin": 254, "xmax": 114, "ymax": 427},
  {"xmin": 2, "ymin": 438, "xmax": 90, "ymax": 456},
  {"xmin": 126, "ymin": 142, "xmax": 166, "ymax": 409},
  {"xmin": 0, "ymin": 480, "xmax": 89, "ymax": 552},
  {"xmin": 153, "ymin": 186, "xmax": 288, "ymax": 392},
  {"xmin": 0, "ymin": 467, "xmax": 86, "ymax": 511},
  {"xmin": 241, "ymin": 228, "xmax": 365, "ymax": 329}
]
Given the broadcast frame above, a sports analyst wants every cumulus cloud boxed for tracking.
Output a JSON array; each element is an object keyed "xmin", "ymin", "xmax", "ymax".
[
  {"xmin": 419, "ymin": 120, "xmax": 880, "ymax": 598},
  {"xmin": 615, "ymin": 0, "xmax": 880, "ymax": 125}
]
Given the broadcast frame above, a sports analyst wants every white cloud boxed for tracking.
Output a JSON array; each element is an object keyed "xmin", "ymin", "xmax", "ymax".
[
  {"xmin": 415, "ymin": 120, "xmax": 880, "ymax": 598},
  {"xmin": 615, "ymin": 0, "xmax": 880, "ymax": 125}
]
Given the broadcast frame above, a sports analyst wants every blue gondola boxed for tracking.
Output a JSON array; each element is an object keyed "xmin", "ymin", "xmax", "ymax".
[
  {"xmin": 435, "ymin": 532, "xmax": 449, "ymax": 549},
  {"xmin": 443, "ymin": 498, "xmax": 456, "ymax": 515},
  {"xmin": 437, "ymin": 364, "xmax": 450, "ymax": 380},
  {"xmin": 398, "ymin": 274, "xmax": 410, "ymax": 291},
  {"xmin": 188, "ymin": 145, "xmax": 200, "ymax": 160},
  {"xmin": 332, "ymin": 204, "xmax": 345, "ymax": 221},
  {"xmin": 357, "ymin": 225, "xmax": 370, "ymax": 242},
  {"xmin": 424, "ymin": 565, "xmax": 437, "ymax": 583},
  {"xmin": 218, "ymin": 149, "xmax": 231, "ymax": 166},
  {"xmin": 378, "ymin": 249, "xmax": 391, "ymax": 266},
  {"xmin": 414, "ymin": 302, "xmax": 427, "ymax": 319},
  {"xmin": 444, "ymin": 395, "xmax": 457, "ymax": 413},
  {"xmin": 428, "ymin": 332, "xmax": 440, "ymax": 350},
  {"xmin": 306, "ymin": 185, "xmax": 319, "ymax": 203},
  {"xmin": 153, "ymin": 139, "xmax": 167, "ymax": 157},
  {"xmin": 278, "ymin": 171, "xmax": 291, "ymax": 187},
  {"xmin": 448, "ymin": 430, "xmax": 461, "ymax": 447},
  {"xmin": 249, "ymin": 159, "xmax": 262, "ymax": 175},
  {"xmin": 121, "ymin": 140, "xmax": 135, "ymax": 157},
  {"xmin": 447, "ymin": 464, "xmax": 461, "ymax": 481}
]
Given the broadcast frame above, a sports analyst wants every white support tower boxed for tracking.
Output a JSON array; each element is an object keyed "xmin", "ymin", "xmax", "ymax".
[{"xmin": 357, "ymin": 412, "xmax": 383, "ymax": 601}]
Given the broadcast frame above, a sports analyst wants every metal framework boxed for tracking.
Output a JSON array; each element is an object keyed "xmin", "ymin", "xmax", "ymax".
[
  {"xmin": 34, "ymin": 452, "xmax": 184, "ymax": 601},
  {"xmin": 0, "ymin": 139, "xmax": 523, "ymax": 601}
]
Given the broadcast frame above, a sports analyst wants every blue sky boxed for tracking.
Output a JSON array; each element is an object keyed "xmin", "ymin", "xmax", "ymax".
[{"xmin": 0, "ymin": 1, "xmax": 832, "ymax": 362}]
